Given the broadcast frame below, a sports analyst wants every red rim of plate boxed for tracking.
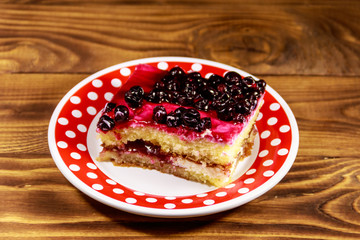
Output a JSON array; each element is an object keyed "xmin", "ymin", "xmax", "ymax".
[{"xmin": 48, "ymin": 57, "xmax": 299, "ymax": 218}]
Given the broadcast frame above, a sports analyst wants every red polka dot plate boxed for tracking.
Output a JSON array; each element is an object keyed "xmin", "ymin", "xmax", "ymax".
[{"xmin": 48, "ymin": 57, "xmax": 299, "ymax": 218}]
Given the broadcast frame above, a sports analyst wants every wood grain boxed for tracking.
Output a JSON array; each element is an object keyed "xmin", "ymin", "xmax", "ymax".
[
  {"xmin": 0, "ymin": 1, "xmax": 360, "ymax": 75},
  {"xmin": 1, "ymin": 0, "xmax": 360, "ymax": 239},
  {"xmin": 0, "ymin": 73, "xmax": 359, "ymax": 239}
]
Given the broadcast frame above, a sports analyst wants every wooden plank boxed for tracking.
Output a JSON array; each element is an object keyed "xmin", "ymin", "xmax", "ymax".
[
  {"xmin": 0, "ymin": 3, "xmax": 359, "ymax": 75},
  {"xmin": 0, "ymin": 73, "xmax": 359, "ymax": 238}
]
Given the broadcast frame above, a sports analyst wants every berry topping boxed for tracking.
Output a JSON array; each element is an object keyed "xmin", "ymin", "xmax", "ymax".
[
  {"xmin": 97, "ymin": 115, "xmax": 115, "ymax": 131},
  {"xmin": 166, "ymin": 112, "xmax": 181, "ymax": 127},
  {"xmin": 182, "ymin": 108, "xmax": 201, "ymax": 128},
  {"xmin": 98, "ymin": 65, "xmax": 266, "ymax": 133},
  {"xmin": 114, "ymin": 105, "xmax": 129, "ymax": 122},
  {"xmin": 153, "ymin": 106, "xmax": 167, "ymax": 124},
  {"xmin": 104, "ymin": 102, "xmax": 116, "ymax": 113},
  {"xmin": 125, "ymin": 86, "xmax": 144, "ymax": 108}
]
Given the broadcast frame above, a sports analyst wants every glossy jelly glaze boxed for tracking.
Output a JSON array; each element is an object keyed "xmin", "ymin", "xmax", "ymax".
[{"xmin": 98, "ymin": 64, "xmax": 264, "ymax": 144}]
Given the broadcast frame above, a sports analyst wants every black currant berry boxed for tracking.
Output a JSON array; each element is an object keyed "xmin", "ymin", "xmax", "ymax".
[
  {"xmin": 97, "ymin": 115, "xmax": 115, "ymax": 131},
  {"xmin": 166, "ymin": 112, "xmax": 181, "ymax": 127},
  {"xmin": 195, "ymin": 117, "xmax": 212, "ymax": 132},
  {"xmin": 152, "ymin": 106, "xmax": 167, "ymax": 124},
  {"xmin": 114, "ymin": 105, "xmax": 129, "ymax": 122},
  {"xmin": 194, "ymin": 99, "xmax": 211, "ymax": 111},
  {"xmin": 104, "ymin": 102, "xmax": 116, "ymax": 113}
]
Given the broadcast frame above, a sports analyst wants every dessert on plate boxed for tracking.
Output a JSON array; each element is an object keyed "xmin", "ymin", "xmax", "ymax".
[{"xmin": 96, "ymin": 64, "xmax": 266, "ymax": 187}]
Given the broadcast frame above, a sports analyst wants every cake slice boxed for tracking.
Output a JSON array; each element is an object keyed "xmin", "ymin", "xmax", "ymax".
[{"xmin": 96, "ymin": 64, "xmax": 266, "ymax": 187}]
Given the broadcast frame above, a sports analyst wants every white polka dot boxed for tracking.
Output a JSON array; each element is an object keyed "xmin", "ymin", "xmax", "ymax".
[
  {"xmin": 87, "ymin": 172, "xmax": 97, "ymax": 179},
  {"xmin": 280, "ymin": 125, "xmax": 290, "ymax": 133},
  {"xmin": 57, "ymin": 141, "xmax": 68, "ymax": 149},
  {"xmin": 77, "ymin": 143, "xmax": 87, "ymax": 151},
  {"xmin": 77, "ymin": 124, "xmax": 87, "ymax": 133},
  {"xmin": 157, "ymin": 62, "xmax": 168, "ymax": 70},
  {"xmin": 72, "ymin": 110, "xmax": 82, "ymax": 118},
  {"xmin": 267, "ymin": 117, "xmax": 278, "ymax": 126},
  {"xmin": 70, "ymin": 96, "xmax": 81, "ymax": 104},
  {"xmin": 92, "ymin": 184, "xmax": 103, "ymax": 190},
  {"xmin": 271, "ymin": 138, "xmax": 281, "ymax": 146},
  {"xmin": 238, "ymin": 188, "xmax": 249, "ymax": 194},
  {"xmin": 246, "ymin": 169, "xmax": 256, "ymax": 175},
  {"xmin": 165, "ymin": 196, "xmax": 176, "ymax": 200},
  {"xmin": 164, "ymin": 203, "xmax": 176, "ymax": 209},
  {"xmin": 87, "ymin": 92, "xmax": 98, "ymax": 101},
  {"xmin": 146, "ymin": 198, "xmax": 157, "ymax": 203},
  {"xmin": 113, "ymin": 188, "xmax": 124, "ymax": 194},
  {"xmin": 134, "ymin": 192, "xmax": 145, "ymax": 196},
  {"xmin": 106, "ymin": 179, "xmax": 116, "ymax": 185},
  {"xmin": 69, "ymin": 164, "xmax": 80, "ymax": 171},
  {"xmin": 191, "ymin": 63, "xmax": 202, "ymax": 72},
  {"xmin": 278, "ymin": 148, "xmax": 289, "ymax": 156},
  {"xmin": 65, "ymin": 130, "xmax": 76, "ymax": 138},
  {"xmin": 87, "ymin": 106, "xmax": 97, "ymax": 116},
  {"xmin": 260, "ymin": 130, "xmax": 271, "ymax": 139},
  {"xmin": 104, "ymin": 92, "xmax": 114, "ymax": 101},
  {"xmin": 125, "ymin": 198, "xmax": 137, "ymax": 204},
  {"xmin": 256, "ymin": 112, "xmax": 263, "ymax": 121},
  {"xmin": 70, "ymin": 152, "xmax": 81, "ymax": 160},
  {"xmin": 92, "ymin": 79, "xmax": 103, "ymax": 88},
  {"xmin": 111, "ymin": 78, "xmax": 122, "ymax": 88},
  {"xmin": 87, "ymin": 163, "xmax": 97, "ymax": 170},
  {"xmin": 203, "ymin": 199, "xmax": 215, "ymax": 205},
  {"xmin": 263, "ymin": 170, "xmax": 275, "ymax": 177},
  {"xmin": 225, "ymin": 183, "xmax": 236, "ymax": 189},
  {"xmin": 263, "ymin": 160, "xmax": 274, "ymax": 166},
  {"xmin": 259, "ymin": 150, "xmax": 269, "ymax": 157},
  {"xmin": 196, "ymin": 193, "xmax": 208, "ymax": 198},
  {"xmin": 270, "ymin": 103, "xmax": 281, "ymax": 111},
  {"xmin": 182, "ymin": 199, "xmax": 193, "ymax": 204},
  {"xmin": 215, "ymin": 192, "xmax": 227, "ymax": 197},
  {"xmin": 205, "ymin": 73, "xmax": 213, "ymax": 79},
  {"xmin": 244, "ymin": 178, "xmax": 255, "ymax": 184},
  {"xmin": 120, "ymin": 68, "xmax": 131, "ymax": 76},
  {"xmin": 58, "ymin": 117, "xmax": 69, "ymax": 125}
]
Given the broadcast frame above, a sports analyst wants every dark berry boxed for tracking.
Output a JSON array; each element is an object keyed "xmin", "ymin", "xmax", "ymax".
[
  {"xmin": 182, "ymin": 82, "xmax": 197, "ymax": 98},
  {"xmin": 193, "ymin": 77, "xmax": 208, "ymax": 88},
  {"xmin": 195, "ymin": 117, "xmax": 211, "ymax": 132},
  {"xmin": 104, "ymin": 102, "xmax": 116, "ymax": 113},
  {"xmin": 174, "ymin": 107, "xmax": 187, "ymax": 118},
  {"xmin": 125, "ymin": 86, "xmax": 144, "ymax": 108},
  {"xmin": 167, "ymin": 91, "xmax": 181, "ymax": 103},
  {"xmin": 97, "ymin": 115, "xmax": 115, "ymax": 131},
  {"xmin": 129, "ymin": 85, "xmax": 144, "ymax": 97},
  {"xmin": 224, "ymin": 71, "xmax": 242, "ymax": 86},
  {"xmin": 234, "ymin": 113, "xmax": 246, "ymax": 124},
  {"xmin": 125, "ymin": 91, "xmax": 143, "ymax": 108},
  {"xmin": 212, "ymin": 92, "xmax": 231, "ymax": 109},
  {"xmin": 177, "ymin": 94, "xmax": 193, "ymax": 106},
  {"xmin": 235, "ymin": 100, "xmax": 251, "ymax": 115},
  {"xmin": 154, "ymin": 81, "xmax": 165, "ymax": 89},
  {"xmin": 256, "ymin": 79, "xmax": 266, "ymax": 93},
  {"xmin": 194, "ymin": 99, "xmax": 211, "ymax": 111},
  {"xmin": 114, "ymin": 105, "xmax": 129, "ymax": 122},
  {"xmin": 166, "ymin": 112, "xmax": 181, "ymax": 127},
  {"xmin": 208, "ymin": 74, "xmax": 224, "ymax": 87},
  {"xmin": 229, "ymin": 86, "xmax": 243, "ymax": 96},
  {"xmin": 217, "ymin": 105, "xmax": 234, "ymax": 121},
  {"xmin": 146, "ymin": 89, "xmax": 168, "ymax": 103},
  {"xmin": 182, "ymin": 108, "xmax": 200, "ymax": 128},
  {"xmin": 242, "ymin": 76, "xmax": 255, "ymax": 87},
  {"xmin": 152, "ymin": 106, "xmax": 167, "ymax": 124},
  {"xmin": 187, "ymin": 71, "xmax": 202, "ymax": 79},
  {"xmin": 200, "ymin": 86, "xmax": 218, "ymax": 101},
  {"xmin": 165, "ymin": 80, "xmax": 180, "ymax": 91},
  {"xmin": 216, "ymin": 83, "xmax": 228, "ymax": 94},
  {"xmin": 168, "ymin": 66, "xmax": 185, "ymax": 77}
]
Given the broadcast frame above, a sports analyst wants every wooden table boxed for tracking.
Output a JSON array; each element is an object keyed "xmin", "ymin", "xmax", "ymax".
[{"xmin": 1, "ymin": 1, "xmax": 360, "ymax": 239}]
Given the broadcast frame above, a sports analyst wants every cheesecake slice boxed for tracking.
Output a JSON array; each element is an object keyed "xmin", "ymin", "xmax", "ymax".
[{"xmin": 96, "ymin": 64, "xmax": 266, "ymax": 187}]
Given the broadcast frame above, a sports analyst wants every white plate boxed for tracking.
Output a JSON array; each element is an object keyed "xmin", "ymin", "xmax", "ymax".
[{"xmin": 48, "ymin": 57, "xmax": 299, "ymax": 218}]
